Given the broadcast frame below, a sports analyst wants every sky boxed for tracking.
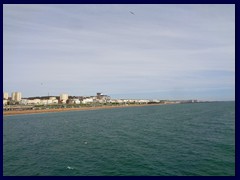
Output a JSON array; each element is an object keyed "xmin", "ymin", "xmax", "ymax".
[{"xmin": 3, "ymin": 4, "xmax": 235, "ymax": 100}]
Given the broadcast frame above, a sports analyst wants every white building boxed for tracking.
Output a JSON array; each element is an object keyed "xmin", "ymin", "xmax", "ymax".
[
  {"xmin": 3, "ymin": 100, "xmax": 8, "ymax": 106},
  {"xmin": 25, "ymin": 98, "xmax": 58, "ymax": 105},
  {"xmin": 40, "ymin": 99, "xmax": 58, "ymax": 105},
  {"xmin": 27, "ymin": 99, "xmax": 41, "ymax": 105},
  {"xmin": 40, "ymin": 99, "xmax": 52, "ymax": 105},
  {"xmin": 82, "ymin": 98, "xmax": 94, "ymax": 104},
  {"xmin": 109, "ymin": 99, "xmax": 115, "ymax": 103},
  {"xmin": 116, "ymin": 99, "xmax": 124, "ymax": 103},
  {"xmin": 137, "ymin": 100, "xmax": 150, "ymax": 104},
  {"xmin": 20, "ymin": 99, "xmax": 28, "ymax": 105},
  {"xmin": 11, "ymin": 92, "xmax": 22, "ymax": 101},
  {"xmin": 68, "ymin": 99, "xmax": 81, "ymax": 104},
  {"xmin": 51, "ymin": 99, "xmax": 59, "ymax": 104},
  {"xmin": 44, "ymin": 97, "xmax": 58, "ymax": 104},
  {"xmin": 97, "ymin": 99, "xmax": 107, "ymax": 103},
  {"xmin": 3, "ymin": 92, "xmax": 8, "ymax": 100},
  {"xmin": 60, "ymin": 94, "xmax": 68, "ymax": 103},
  {"xmin": 73, "ymin": 99, "xmax": 81, "ymax": 104},
  {"xmin": 49, "ymin": 97, "xmax": 57, "ymax": 100},
  {"xmin": 109, "ymin": 99, "xmax": 123, "ymax": 103}
]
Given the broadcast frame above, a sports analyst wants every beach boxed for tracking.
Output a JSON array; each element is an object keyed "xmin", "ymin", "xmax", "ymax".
[{"xmin": 3, "ymin": 104, "xmax": 163, "ymax": 116}]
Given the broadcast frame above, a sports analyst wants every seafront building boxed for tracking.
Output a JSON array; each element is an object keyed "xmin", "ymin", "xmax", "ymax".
[
  {"xmin": 19, "ymin": 98, "xmax": 59, "ymax": 105},
  {"xmin": 82, "ymin": 97, "xmax": 94, "ymax": 104},
  {"xmin": 3, "ymin": 91, "xmax": 22, "ymax": 106},
  {"xmin": 3, "ymin": 91, "xmax": 199, "ymax": 108},
  {"xmin": 11, "ymin": 92, "xmax": 22, "ymax": 101},
  {"xmin": 3, "ymin": 91, "xmax": 158, "ymax": 106},
  {"xmin": 3, "ymin": 92, "xmax": 8, "ymax": 100},
  {"xmin": 68, "ymin": 99, "xmax": 81, "ymax": 104},
  {"xmin": 3, "ymin": 100, "xmax": 8, "ymax": 106},
  {"xmin": 60, "ymin": 94, "xmax": 68, "ymax": 104}
]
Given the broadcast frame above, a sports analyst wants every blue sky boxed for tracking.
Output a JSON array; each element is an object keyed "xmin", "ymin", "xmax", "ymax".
[{"xmin": 3, "ymin": 4, "xmax": 235, "ymax": 100}]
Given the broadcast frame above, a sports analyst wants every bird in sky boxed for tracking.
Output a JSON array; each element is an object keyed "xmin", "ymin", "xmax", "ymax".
[{"xmin": 129, "ymin": 11, "xmax": 135, "ymax": 15}]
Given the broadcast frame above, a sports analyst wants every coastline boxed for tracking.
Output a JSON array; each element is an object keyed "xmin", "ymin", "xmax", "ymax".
[{"xmin": 3, "ymin": 103, "xmax": 164, "ymax": 116}]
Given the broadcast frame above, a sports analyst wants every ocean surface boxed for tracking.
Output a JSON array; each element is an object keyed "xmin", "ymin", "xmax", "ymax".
[{"xmin": 3, "ymin": 102, "xmax": 235, "ymax": 176}]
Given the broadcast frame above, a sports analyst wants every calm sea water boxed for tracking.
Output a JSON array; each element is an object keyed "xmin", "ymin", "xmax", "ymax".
[{"xmin": 3, "ymin": 102, "xmax": 235, "ymax": 176}]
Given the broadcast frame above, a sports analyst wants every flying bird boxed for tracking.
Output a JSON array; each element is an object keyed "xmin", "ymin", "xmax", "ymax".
[{"xmin": 129, "ymin": 11, "xmax": 135, "ymax": 15}]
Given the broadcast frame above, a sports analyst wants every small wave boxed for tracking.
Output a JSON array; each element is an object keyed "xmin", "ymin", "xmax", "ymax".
[{"xmin": 67, "ymin": 166, "xmax": 74, "ymax": 170}]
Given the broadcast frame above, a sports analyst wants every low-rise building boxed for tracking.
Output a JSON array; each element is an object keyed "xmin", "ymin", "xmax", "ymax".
[
  {"xmin": 109, "ymin": 99, "xmax": 117, "ymax": 103},
  {"xmin": 40, "ymin": 99, "xmax": 58, "ymax": 105},
  {"xmin": 68, "ymin": 99, "xmax": 81, "ymax": 104},
  {"xmin": 82, "ymin": 97, "xmax": 94, "ymax": 104},
  {"xmin": 138, "ymin": 100, "xmax": 150, "ymax": 104},
  {"xmin": 51, "ymin": 99, "xmax": 58, "ymax": 104},
  {"xmin": 20, "ymin": 99, "xmax": 28, "ymax": 105},
  {"xmin": 49, "ymin": 97, "xmax": 57, "ymax": 100},
  {"xmin": 27, "ymin": 99, "xmax": 41, "ymax": 105},
  {"xmin": 3, "ymin": 100, "xmax": 8, "ymax": 106},
  {"xmin": 116, "ymin": 99, "xmax": 124, "ymax": 103}
]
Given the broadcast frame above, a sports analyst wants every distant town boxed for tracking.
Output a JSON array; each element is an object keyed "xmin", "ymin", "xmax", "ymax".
[{"xmin": 2, "ymin": 91, "xmax": 207, "ymax": 112}]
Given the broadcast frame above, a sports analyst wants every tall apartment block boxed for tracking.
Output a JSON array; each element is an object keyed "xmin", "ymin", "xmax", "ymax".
[
  {"xmin": 11, "ymin": 92, "xmax": 22, "ymax": 101},
  {"xmin": 3, "ymin": 92, "xmax": 8, "ymax": 100}
]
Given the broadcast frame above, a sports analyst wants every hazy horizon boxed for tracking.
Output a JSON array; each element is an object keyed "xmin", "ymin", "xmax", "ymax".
[{"xmin": 3, "ymin": 4, "xmax": 235, "ymax": 101}]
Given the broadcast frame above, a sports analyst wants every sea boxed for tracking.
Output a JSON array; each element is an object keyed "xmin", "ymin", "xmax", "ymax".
[{"xmin": 3, "ymin": 102, "xmax": 235, "ymax": 176}]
